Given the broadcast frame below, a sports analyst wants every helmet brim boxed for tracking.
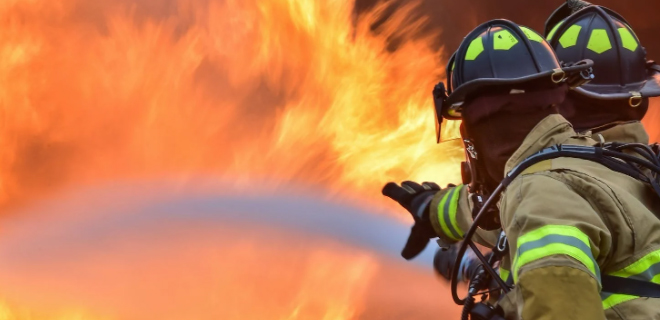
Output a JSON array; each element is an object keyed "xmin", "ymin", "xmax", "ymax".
[
  {"xmin": 442, "ymin": 61, "xmax": 594, "ymax": 120},
  {"xmin": 573, "ymin": 68, "xmax": 660, "ymax": 101}
]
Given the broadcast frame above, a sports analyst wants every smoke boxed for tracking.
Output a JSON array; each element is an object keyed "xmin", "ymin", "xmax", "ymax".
[
  {"xmin": 356, "ymin": 0, "xmax": 660, "ymax": 144},
  {"xmin": 356, "ymin": 0, "xmax": 660, "ymax": 58}
]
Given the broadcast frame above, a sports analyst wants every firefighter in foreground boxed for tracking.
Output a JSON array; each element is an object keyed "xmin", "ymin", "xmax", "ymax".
[
  {"xmin": 390, "ymin": 0, "xmax": 660, "ymax": 290},
  {"xmin": 384, "ymin": 20, "xmax": 660, "ymax": 319}
]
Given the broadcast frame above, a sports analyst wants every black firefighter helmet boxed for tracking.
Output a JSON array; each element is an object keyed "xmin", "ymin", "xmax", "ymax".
[
  {"xmin": 432, "ymin": 19, "xmax": 593, "ymax": 230},
  {"xmin": 433, "ymin": 19, "xmax": 593, "ymax": 142},
  {"xmin": 545, "ymin": 4, "xmax": 660, "ymax": 105}
]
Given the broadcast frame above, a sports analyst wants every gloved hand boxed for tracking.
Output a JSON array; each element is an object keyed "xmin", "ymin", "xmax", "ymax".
[{"xmin": 382, "ymin": 181, "xmax": 442, "ymax": 260}]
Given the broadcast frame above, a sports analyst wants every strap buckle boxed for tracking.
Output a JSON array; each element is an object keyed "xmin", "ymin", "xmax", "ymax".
[
  {"xmin": 629, "ymin": 92, "xmax": 643, "ymax": 108},
  {"xmin": 495, "ymin": 231, "xmax": 508, "ymax": 255},
  {"xmin": 551, "ymin": 68, "xmax": 567, "ymax": 84}
]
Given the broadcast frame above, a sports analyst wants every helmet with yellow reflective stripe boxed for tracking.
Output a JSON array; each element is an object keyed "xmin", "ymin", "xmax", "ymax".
[
  {"xmin": 545, "ymin": 4, "xmax": 660, "ymax": 103},
  {"xmin": 433, "ymin": 19, "xmax": 593, "ymax": 142}
]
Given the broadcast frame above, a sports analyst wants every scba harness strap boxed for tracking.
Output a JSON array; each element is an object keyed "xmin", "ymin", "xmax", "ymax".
[
  {"xmin": 602, "ymin": 275, "xmax": 660, "ymax": 298},
  {"xmin": 452, "ymin": 143, "xmax": 660, "ymax": 308},
  {"xmin": 504, "ymin": 144, "xmax": 660, "ymax": 300}
]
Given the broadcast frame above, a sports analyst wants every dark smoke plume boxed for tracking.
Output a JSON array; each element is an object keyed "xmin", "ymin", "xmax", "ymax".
[{"xmin": 355, "ymin": 0, "xmax": 660, "ymax": 59}]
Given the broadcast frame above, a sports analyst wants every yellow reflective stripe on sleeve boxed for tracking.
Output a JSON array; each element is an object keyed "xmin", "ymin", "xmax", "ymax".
[
  {"xmin": 610, "ymin": 250, "xmax": 660, "ymax": 277},
  {"xmin": 512, "ymin": 225, "xmax": 600, "ymax": 283},
  {"xmin": 499, "ymin": 268, "xmax": 511, "ymax": 283},
  {"xmin": 447, "ymin": 185, "xmax": 465, "ymax": 239},
  {"xmin": 602, "ymin": 249, "xmax": 660, "ymax": 309},
  {"xmin": 602, "ymin": 294, "xmax": 636, "ymax": 310},
  {"xmin": 436, "ymin": 185, "xmax": 465, "ymax": 241}
]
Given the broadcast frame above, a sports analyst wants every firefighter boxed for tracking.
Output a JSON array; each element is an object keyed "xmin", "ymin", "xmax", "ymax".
[
  {"xmin": 384, "ymin": 19, "xmax": 660, "ymax": 319},
  {"xmin": 388, "ymin": 0, "xmax": 660, "ymax": 287},
  {"xmin": 545, "ymin": 1, "xmax": 660, "ymax": 144}
]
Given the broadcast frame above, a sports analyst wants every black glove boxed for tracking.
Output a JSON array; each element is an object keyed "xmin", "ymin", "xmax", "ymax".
[{"xmin": 382, "ymin": 181, "xmax": 441, "ymax": 260}]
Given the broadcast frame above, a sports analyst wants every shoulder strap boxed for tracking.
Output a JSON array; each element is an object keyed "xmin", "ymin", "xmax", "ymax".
[
  {"xmin": 602, "ymin": 275, "xmax": 660, "ymax": 298},
  {"xmin": 507, "ymin": 145, "xmax": 649, "ymax": 190},
  {"xmin": 519, "ymin": 159, "xmax": 553, "ymax": 175},
  {"xmin": 504, "ymin": 146, "xmax": 660, "ymax": 298}
]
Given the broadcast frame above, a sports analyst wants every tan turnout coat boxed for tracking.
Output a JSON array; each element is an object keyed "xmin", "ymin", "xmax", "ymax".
[{"xmin": 430, "ymin": 116, "xmax": 660, "ymax": 319}]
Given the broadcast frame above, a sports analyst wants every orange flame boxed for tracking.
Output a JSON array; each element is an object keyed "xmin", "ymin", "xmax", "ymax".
[
  {"xmin": 5, "ymin": 1, "xmax": 657, "ymax": 318},
  {"xmin": 0, "ymin": 0, "xmax": 463, "ymax": 211},
  {"xmin": 0, "ymin": 0, "xmax": 465, "ymax": 318},
  {"xmin": 643, "ymin": 98, "xmax": 660, "ymax": 143}
]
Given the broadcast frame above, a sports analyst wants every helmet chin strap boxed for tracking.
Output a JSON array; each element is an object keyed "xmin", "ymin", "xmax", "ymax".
[
  {"xmin": 452, "ymin": 143, "xmax": 660, "ymax": 309},
  {"xmin": 459, "ymin": 123, "xmax": 503, "ymax": 231},
  {"xmin": 459, "ymin": 124, "xmax": 483, "ymax": 192}
]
